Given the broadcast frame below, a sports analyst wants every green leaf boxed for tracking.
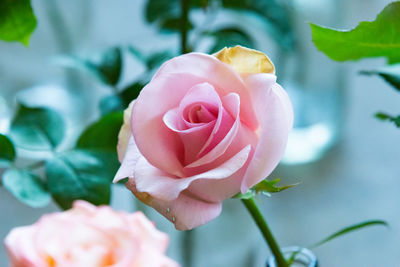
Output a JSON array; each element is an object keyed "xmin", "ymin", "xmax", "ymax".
[
  {"xmin": 206, "ymin": 27, "xmax": 255, "ymax": 53},
  {"xmin": 10, "ymin": 104, "xmax": 65, "ymax": 150},
  {"xmin": 0, "ymin": 0, "xmax": 37, "ymax": 46},
  {"xmin": 254, "ymin": 178, "xmax": 298, "ymax": 194},
  {"xmin": 77, "ymin": 112, "xmax": 123, "ymax": 151},
  {"xmin": 56, "ymin": 47, "xmax": 122, "ymax": 86},
  {"xmin": 234, "ymin": 178, "xmax": 297, "ymax": 199},
  {"xmin": 99, "ymin": 82, "xmax": 144, "ymax": 115},
  {"xmin": 46, "ymin": 150, "xmax": 116, "ymax": 209},
  {"xmin": 360, "ymin": 64, "xmax": 400, "ymax": 91},
  {"xmin": 311, "ymin": 2, "xmax": 400, "ymax": 64},
  {"xmin": 2, "ymin": 169, "xmax": 51, "ymax": 208},
  {"xmin": 146, "ymin": 51, "xmax": 174, "ymax": 70},
  {"xmin": 145, "ymin": 0, "xmax": 180, "ymax": 24},
  {"xmin": 0, "ymin": 134, "xmax": 16, "ymax": 163},
  {"xmin": 221, "ymin": 0, "xmax": 293, "ymax": 50},
  {"xmin": 375, "ymin": 112, "xmax": 400, "ymax": 128},
  {"xmin": 160, "ymin": 17, "xmax": 194, "ymax": 34},
  {"xmin": 310, "ymin": 220, "xmax": 388, "ymax": 248},
  {"xmin": 145, "ymin": 0, "xmax": 194, "ymax": 34},
  {"xmin": 116, "ymin": 178, "xmax": 129, "ymax": 185}
]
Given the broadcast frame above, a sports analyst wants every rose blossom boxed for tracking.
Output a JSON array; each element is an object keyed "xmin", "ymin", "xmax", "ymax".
[
  {"xmin": 4, "ymin": 201, "xmax": 179, "ymax": 267},
  {"xmin": 115, "ymin": 46, "xmax": 293, "ymax": 230}
]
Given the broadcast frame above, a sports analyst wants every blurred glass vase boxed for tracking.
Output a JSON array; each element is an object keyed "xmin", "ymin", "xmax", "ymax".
[{"xmin": 266, "ymin": 247, "xmax": 318, "ymax": 267}]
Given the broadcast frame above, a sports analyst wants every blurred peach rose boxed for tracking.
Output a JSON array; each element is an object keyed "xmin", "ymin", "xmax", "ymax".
[
  {"xmin": 115, "ymin": 46, "xmax": 293, "ymax": 230},
  {"xmin": 5, "ymin": 201, "xmax": 179, "ymax": 267}
]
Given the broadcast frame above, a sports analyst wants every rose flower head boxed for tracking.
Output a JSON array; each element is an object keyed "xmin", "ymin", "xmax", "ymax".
[
  {"xmin": 5, "ymin": 201, "xmax": 179, "ymax": 267},
  {"xmin": 115, "ymin": 46, "xmax": 293, "ymax": 230}
]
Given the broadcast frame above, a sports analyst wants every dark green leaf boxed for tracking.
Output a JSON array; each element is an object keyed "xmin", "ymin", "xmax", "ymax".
[
  {"xmin": 0, "ymin": 0, "xmax": 37, "ymax": 46},
  {"xmin": 206, "ymin": 27, "xmax": 255, "ymax": 53},
  {"xmin": 46, "ymin": 150, "xmax": 116, "ymax": 209},
  {"xmin": 310, "ymin": 220, "xmax": 388, "ymax": 248},
  {"xmin": 145, "ymin": 0, "xmax": 180, "ymax": 24},
  {"xmin": 2, "ymin": 169, "xmax": 51, "ymax": 208},
  {"xmin": 360, "ymin": 64, "xmax": 400, "ymax": 91},
  {"xmin": 146, "ymin": 51, "xmax": 174, "ymax": 70},
  {"xmin": 99, "ymin": 82, "xmax": 144, "ymax": 115},
  {"xmin": 233, "ymin": 178, "xmax": 297, "ymax": 199},
  {"xmin": 145, "ymin": 0, "xmax": 194, "ymax": 34},
  {"xmin": 56, "ymin": 47, "xmax": 122, "ymax": 86},
  {"xmin": 221, "ymin": 0, "xmax": 293, "ymax": 50},
  {"xmin": 10, "ymin": 104, "xmax": 65, "ymax": 150},
  {"xmin": 375, "ymin": 112, "xmax": 400, "ymax": 128},
  {"xmin": 116, "ymin": 178, "xmax": 129, "ymax": 185},
  {"xmin": 160, "ymin": 17, "xmax": 194, "ymax": 34},
  {"xmin": 77, "ymin": 112, "xmax": 123, "ymax": 151},
  {"xmin": 311, "ymin": 2, "xmax": 400, "ymax": 64},
  {"xmin": 0, "ymin": 134, "xmax": 16, "ymax": 163}
]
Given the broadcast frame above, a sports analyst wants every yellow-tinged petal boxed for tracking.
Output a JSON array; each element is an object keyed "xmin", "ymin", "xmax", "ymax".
[{"xmin": 213, "ymin": 45, "xmax": 275, "ymax": 74}]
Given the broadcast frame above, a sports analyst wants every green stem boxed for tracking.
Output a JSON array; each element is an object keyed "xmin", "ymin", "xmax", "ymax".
[
  {"xmin": 182, "ymin": 229, "xmax": 195, "ymax": 267},
  {"xmin": 180, "ymin": 0, "xmax": 190, "ymax": 54},
  {"xmin": 241, "ymin": 198, "xmax": 288, "ymax": 267}
]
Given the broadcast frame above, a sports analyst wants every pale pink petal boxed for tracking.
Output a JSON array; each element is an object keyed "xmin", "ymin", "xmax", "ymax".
[
  {"xmin": 5, "ymin": 227, "xmax": 46, "ymax": 267},
  {"xmin": 132, "ymin": 73, "xmax": 208, "ymax": 176},
  {"xmin": 186, "ymin": 124, "xmax": 258, "ymax": 202},
  {"xmin": 113, "ymin": 136, "xmax": 142, "ymax": 183},
  {"xmin": 241, "ymin": 74, "xmax": 293, "ymax": 192},
  {"xmin": 186, "ymin": 93, "xmax": 239, "ymax": 168},
  {"xmin": 164, "ymin": 109, "xmax": 215, "ymax": 165},
  {"xmin": 177, "ymin": 82, "xmax": 220, "ymax": 126},
  {"xmin": 134, "ymin": 145, "xmax": 251, "ymax": 201},
  {"xmin": 126, "ymin": 180, "xmax": 222, "ymax": 231},
  {"xmin": 153, "ymin": 53, "xmax": 259, "ymax": 130}
]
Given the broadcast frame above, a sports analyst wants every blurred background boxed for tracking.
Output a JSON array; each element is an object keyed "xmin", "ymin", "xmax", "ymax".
[{"xmin": 0, "ymin": 0, "xmax": 399, "ymax": 266}]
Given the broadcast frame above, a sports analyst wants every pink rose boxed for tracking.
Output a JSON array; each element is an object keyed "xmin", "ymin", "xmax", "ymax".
[
  {"xmin": 115, "ymin": 46, "xmax": 293, "ymax": 230},
  {"xmin": 4, "ymin": 201, "xmax": 179, "ymax": 267}
]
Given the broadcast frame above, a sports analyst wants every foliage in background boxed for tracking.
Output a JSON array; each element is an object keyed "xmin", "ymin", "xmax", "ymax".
[
  {"xmin": 0, "ymin": 0, "xmax": 37, "ymax": 46},
  {"xmin": 311, "ymin": 1, "xmax": 400, "ymax": 128}
]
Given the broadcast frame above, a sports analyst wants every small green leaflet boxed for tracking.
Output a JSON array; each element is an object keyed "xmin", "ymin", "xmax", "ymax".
[
  {"xmin": 360, "ymin": 64, "xmax": 400, "ymax": 92},
  {"xmin": 309, "ymin": 220, "xmax": 388, "ymax": 249},
  {"xmin": 311, "ymin": 2, "xmax": 400, "ymax": 64},
  {"xmin": 375, "ymin": 112, "xmax": 400, "ymax": 128},
  {"xmin": 10, "ymin": 104, "xmax": 65, "ymax": 151},
  {"xmin": 0, "ymin": 134, "xmax": 16, "ymax": 164},
  {"xmin": 0, "ymin": 0, "xmax": 37, "ymax": 46},
  {"xmin": 234, "ymin": 178, "xmax": 298, "ymax": 199},
  {"xmin": 2, "ymin": 169, "xmax": 51, "ymax": 208}
]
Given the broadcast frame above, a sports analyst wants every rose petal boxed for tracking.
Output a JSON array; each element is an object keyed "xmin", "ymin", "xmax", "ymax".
[
  {"xmin": 126, "ymin": 180, "xmax": 222, "ymax": 231},
  {"xmin": 132, "ymin": 73, "xmax": 208, "ymax": 176},
  {"xmin": 113, "ymin": 136, "xmax": 142, "ymax": 183},
  {"xmin": 241, "ymin": 74, "xmax": 293, "ymax": 192},
  {"xmin": 153, "ymin": 53, "xmax": 259, "ymax": 130},
  {"xmin": 134, "ymin": 145, "xmax": 251, "ymax": 202},
  {"xmin": 186, "ymin": 93, "xmax": 239, "ymax": 168},
  {"xmin": 164, "ymin": 109, "xmax": 216, "ymax": 165}
]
